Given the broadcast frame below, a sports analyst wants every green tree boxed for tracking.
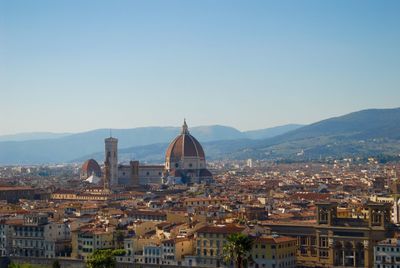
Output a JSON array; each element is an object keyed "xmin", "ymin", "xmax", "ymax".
[
  {"xmin": 86, "ymin": 249, "xmax": 126, "ymax": 268},
  {"xmin": 223, "ymin": 233, "xmax": 253, "ymax": 268}
]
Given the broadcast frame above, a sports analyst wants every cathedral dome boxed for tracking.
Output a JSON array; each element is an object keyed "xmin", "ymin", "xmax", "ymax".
[
  {"xmin": 81, "ymin": 159, "xmax": 102, "ymax": 179},
  {"xmin": 165, "ymin": 120, "xmax": 205, "ymax": 162}
]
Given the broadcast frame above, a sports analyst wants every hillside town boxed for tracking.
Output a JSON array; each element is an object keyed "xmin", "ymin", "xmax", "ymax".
[{"xmin": 0, "ymin": 122, "xmax": 398, "ymax": 268}]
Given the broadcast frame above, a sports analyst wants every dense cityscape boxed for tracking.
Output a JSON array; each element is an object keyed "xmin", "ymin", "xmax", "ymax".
[
  {"xmin": 0, "ymin": 121, "xmax": 399, "ymax": 268},
  {"xmin": 2, "ymin": 1, "xmax": 400, "ymax": 268}
]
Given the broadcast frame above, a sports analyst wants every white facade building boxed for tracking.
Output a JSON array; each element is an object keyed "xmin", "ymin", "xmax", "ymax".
[{"xmin": 374, "ymin": 238, "xmax": 400, "ymax": 268}]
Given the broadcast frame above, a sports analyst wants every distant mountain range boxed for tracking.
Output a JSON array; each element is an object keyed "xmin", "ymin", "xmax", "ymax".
[
  {"xmin": 0, "ymin": 124, "xmax": 302, "ymax": 164},
  {"xmin": 1, "ymin": 108, "xmax": 400, "ymax": 165},
  {"xmin": 228, "ymin": 108, "xmax": 400, "ymax": 161},
  {"xmin": 0, "ymin": 132, "xmax": 71, "ymax": 142},
  {"xmin": 76, "ymin": 108, "xmax": 400, "ymax": 164}
]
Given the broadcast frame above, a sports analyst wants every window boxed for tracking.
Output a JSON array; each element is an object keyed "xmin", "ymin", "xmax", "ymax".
[
  {"xmin": 319, "ymin": 237, "xmax": 328, "ymax": 248},
  {"xmin": 319, "ymin": 209, "xmax": 328, "ymax": 223},
  {"xmin": 320, "ymin": 249, "xmax": 329, "ymax": 258}
]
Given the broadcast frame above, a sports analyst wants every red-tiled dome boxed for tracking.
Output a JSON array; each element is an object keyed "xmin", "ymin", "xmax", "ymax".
[
  {"xmin": 81, "ymin": 159, "xmax": 101, "ymax": 178},
  {"xmin": 165, "ymin": 121, "xmax": 205, "ymax": 161}
]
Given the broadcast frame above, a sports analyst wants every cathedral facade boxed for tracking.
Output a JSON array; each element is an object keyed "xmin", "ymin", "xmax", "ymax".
[{"xmin": 84, "ymin": 120, "xmax": 212, "ymax": 189}]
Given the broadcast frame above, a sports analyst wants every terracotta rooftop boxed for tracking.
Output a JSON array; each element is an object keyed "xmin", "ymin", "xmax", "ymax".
[
  {"xmin": 165, "ymin": 122, "xmax": 205, "ymax": 160},
  {"xmin": 254, "ymin": 235, "xmax": 297, "ymax": 244},
  {"xmin": 0, "ymin": 186, "xmax": 34, "ymax": 191},
  {"xmin": 197, "ymin": 224, "xmax": 245, "ymax": 235}
]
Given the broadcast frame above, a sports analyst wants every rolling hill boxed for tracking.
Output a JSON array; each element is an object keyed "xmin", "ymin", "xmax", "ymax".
[
  {"xmin": 230, "ymin": 108, "xmax": 400, "ymax": 161},
  {"xmin": 74, "ymin": 108, "xmax": 400, "ymax": 163},
  {"xmin": 0, "ymin": 124, "xmax": 297, "ymax": 164},
  {"xmin": 1, "ymin": 108, "xmax": 399, "ymax": 164},
  {"xmin": 244, "ymin": 124, "xmax": 303, "ymax": 140}
]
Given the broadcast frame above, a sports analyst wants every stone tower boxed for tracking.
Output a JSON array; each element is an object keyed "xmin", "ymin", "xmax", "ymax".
[
  {"xmin": 104, "ymin": 154, "xmax": 111, "ymax": 190},
  {"xmin": 105, "ymin": 136, "xmax": 118, "ymax": 187}
]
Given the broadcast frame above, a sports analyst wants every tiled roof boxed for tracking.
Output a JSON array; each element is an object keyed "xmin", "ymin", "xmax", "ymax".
[
  {"xmin": 81, "ymin": 159, "xmax": 101, "ymax": 176},
  {"xmin": 196, "ymin": 224, "xmax": 245, "ymax": 234},
  {"xmin": 254, "ymin": 235, "xmax": 297, "ymax": 244},
  {"xmin": 165, "ymin": 128, "xmax": 205, "ymax": 160}
]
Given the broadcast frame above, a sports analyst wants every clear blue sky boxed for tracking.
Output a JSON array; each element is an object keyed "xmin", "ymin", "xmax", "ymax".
[{"xmin": 1, "ymin": 0, "xmax": 399, "ymax": 135}]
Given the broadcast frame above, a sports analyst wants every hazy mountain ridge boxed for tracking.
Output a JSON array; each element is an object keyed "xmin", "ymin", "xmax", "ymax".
[
  {"xmin": 77, "ymin": 139, "xmax": 259, "ymax": 164},
  {"xmin": 0, "ymin": 124, "xmax": 296, "ymax": 164},
  {"xmin": 244, "ymin": 124, "xmax": 303, "ymax": 140},
  {"xmin": 0, "ymin": 132, "xmax": 72, "ymax": 142},
  {"xmin": 1, "ymin": 108, "xmax": 399, "ymax": 165},
  {"xmin": 271, "ymin": 108, "xmax": 400, "ymax": 142},
  {"xmin": 55, "ymin": 108, "xmax": 400, "ymax": 164},
  {"xmin": 228, "ymin": 108, "xmax": 400, "ymax": 161}
]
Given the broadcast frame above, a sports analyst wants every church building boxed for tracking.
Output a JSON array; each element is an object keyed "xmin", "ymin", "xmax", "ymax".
[
  {"xmin": 164, "ymin": 120, "xmax": 213, "ymax": 184},
  {"xmin": 83, "ymin": 120, "xmax": 212, "ymax": 189}
]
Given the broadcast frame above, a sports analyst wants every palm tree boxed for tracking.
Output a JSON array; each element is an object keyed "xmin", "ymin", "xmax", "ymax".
[{"xmin": 223, "ymin": 233, "xmax": 253, "ymax": 268}]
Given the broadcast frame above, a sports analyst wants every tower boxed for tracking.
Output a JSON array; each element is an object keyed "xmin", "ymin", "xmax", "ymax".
[
  {"xmin": 105, "ymin": 136, "xmax": 118, "ymax": 187},
  {"xmin": 316, "ymin": 202, "xmax": 337, "ymax": 226},
  {"xmin": 104, "ymin": 155, "xmax": 111, "ymax": 190}
]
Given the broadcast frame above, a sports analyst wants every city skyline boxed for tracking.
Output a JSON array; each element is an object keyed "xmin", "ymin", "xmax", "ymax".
[
  {"xmin": 1, "ymin": 2, "xmax": 400, "ymax": 267},
  {"xmin": 1, "ymin": 0, "xmax": 400, "ymax": 135}
]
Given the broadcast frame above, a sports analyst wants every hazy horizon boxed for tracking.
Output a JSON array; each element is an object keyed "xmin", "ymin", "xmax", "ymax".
[
  {"xmin": 1, "ymin": 106, "xmax": 400, "ymax": 137},
  {"xmin": 1, "ymin": 1, "xmax": 400, "ymax": 135},
  {"xmin": 0, "ymin": 122, "xmax": 307, "ymax": 136}
]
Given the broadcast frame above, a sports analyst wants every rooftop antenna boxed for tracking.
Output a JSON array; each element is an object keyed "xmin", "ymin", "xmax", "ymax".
[{"xmin": 109, "ymin": 128, "xmax": 112, "ymax": 138}]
